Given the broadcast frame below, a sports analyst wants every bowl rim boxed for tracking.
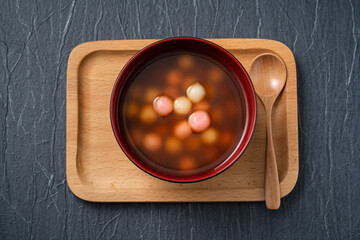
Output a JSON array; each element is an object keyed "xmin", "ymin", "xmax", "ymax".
[{"xmin": 110, "ymin": 36, "xmax": 257, "ymax": 183}]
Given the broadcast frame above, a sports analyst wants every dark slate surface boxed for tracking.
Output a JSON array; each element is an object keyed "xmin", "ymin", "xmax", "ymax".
[{"xmin": 1, "ymin": 0, "xmax": 359, "ymax": 239}]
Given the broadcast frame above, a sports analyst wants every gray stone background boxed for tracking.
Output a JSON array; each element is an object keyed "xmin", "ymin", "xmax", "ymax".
[{"xmin": 1, "ymin": 0, "xmax": 359, "ymax": 239}]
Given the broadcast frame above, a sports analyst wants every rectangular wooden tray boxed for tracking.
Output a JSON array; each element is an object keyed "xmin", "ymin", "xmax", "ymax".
[{"xmin": 66, "ymin": 39, "xmax": 298, "ymax": 202}]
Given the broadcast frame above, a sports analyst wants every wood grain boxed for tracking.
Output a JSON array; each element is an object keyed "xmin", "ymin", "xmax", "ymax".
[{"xmin": 66, "ymin": 39, "xmax": 298, "ymax": 202}]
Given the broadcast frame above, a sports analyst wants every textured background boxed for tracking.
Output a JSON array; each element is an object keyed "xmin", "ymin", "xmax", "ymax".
[{"xmin": 1, "ymin": 0, "xmax": 360, "ymax": 239}]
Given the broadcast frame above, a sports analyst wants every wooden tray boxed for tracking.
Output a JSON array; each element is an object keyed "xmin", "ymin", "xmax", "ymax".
[{"xmin": 66, "ymin": 39, "xmax": 298, "ymax": 202}]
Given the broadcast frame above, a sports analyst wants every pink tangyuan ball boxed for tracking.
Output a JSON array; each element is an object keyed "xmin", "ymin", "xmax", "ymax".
[
  {"xmin": 188, "ymin": 110, "xmax": 211, "ymax": 132},
  {"xmin": 153, "ymin": 96, "xmax": 173, "ymax": 116}
]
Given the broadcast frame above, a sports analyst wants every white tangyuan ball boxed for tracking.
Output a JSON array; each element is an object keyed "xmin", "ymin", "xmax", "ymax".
[
  {"xmin": 186, "ymin": 82, "xmax": 206, "ymax": 103},
  {"xmin": 174, "ymin": 96, "xmax": 192, "ymax": 115}
]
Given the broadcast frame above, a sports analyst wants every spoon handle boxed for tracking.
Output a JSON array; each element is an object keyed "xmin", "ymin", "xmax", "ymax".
[{"xmin": 265, "ymin": 106, "xmax": 281, "ymax": 210}]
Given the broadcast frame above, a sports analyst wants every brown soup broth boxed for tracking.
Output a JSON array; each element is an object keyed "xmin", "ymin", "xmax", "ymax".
[{"xmin": 119, "ymin": 52, "xmax": 247, "ymax": 177}]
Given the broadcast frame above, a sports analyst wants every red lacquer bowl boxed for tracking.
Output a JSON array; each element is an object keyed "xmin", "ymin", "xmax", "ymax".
[{"xmin": 110, "ymin": 37, "xmax": 257, "ymax": 183}]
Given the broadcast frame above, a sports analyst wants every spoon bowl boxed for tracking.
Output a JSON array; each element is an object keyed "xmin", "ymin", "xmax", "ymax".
[
  {"xmin": 250, "ymin": 53, "xmax": 287, "ymax": 210},
  {"xmin": 250, "ymin": 54, "xmax": 287, "ymax": 98}
]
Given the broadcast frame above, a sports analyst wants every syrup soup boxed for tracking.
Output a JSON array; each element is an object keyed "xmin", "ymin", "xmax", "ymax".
[{"xmin": 119, "ymin": 53, "xmax": 246, "ymax": 177}]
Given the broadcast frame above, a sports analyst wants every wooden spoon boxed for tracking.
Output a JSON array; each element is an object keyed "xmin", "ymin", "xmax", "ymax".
[{"xmin": 250, "ymin": 53, "xmax": 287, "ymax": 210}]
